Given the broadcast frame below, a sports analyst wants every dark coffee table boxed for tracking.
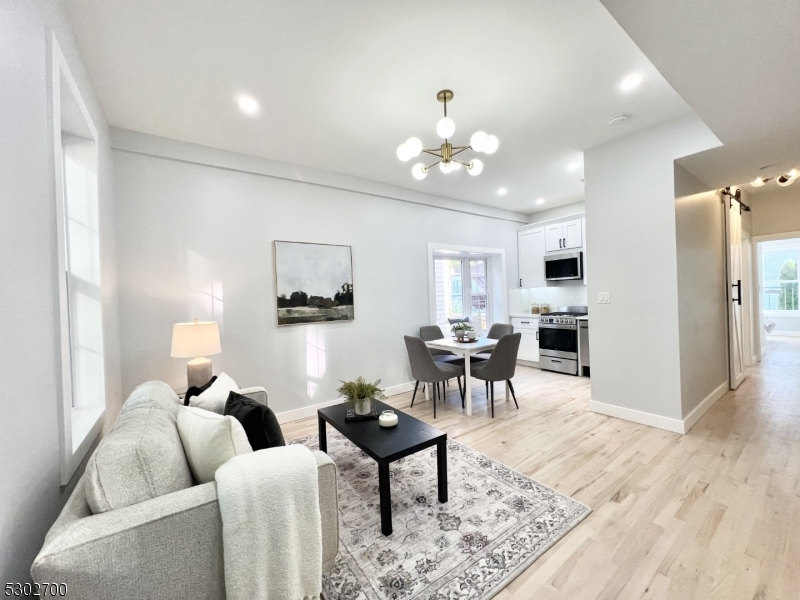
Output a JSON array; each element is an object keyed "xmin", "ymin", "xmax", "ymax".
[{"xmin": 317, "ymin": 400, "xmax": 447, "ymax": 536}]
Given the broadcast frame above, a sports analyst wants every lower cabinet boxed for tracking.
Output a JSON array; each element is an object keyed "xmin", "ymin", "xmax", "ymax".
[{"xmin": 511, "ymin": 317, "xmax": 540, "ymax": 362}]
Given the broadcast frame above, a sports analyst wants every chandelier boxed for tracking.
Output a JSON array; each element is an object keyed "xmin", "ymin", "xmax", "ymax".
[{"xmin": 396, "ymin": 90, "xmax": 499, "ymax": 180}]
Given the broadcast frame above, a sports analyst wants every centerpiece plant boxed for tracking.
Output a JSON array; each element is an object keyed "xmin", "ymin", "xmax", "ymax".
[
  {"xmin": 337, "ymin": 376, "xmax": 386, "ymax": 415},
  {"xmin": 451, "ymin": 321, "xmax": 474, "ymax": 340}
]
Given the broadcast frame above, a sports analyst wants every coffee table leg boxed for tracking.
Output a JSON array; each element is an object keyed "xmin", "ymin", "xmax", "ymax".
[
  {"xmin": 379, "ymin": 461, "xmax": 392, "ymax": 535},
  {"xmin": 437, "ymin": 438, "xmax": 448, "ymax": 503},
  {"xmin": 318, "ymin": 416, "xmax": 327, "ymax": 453}
]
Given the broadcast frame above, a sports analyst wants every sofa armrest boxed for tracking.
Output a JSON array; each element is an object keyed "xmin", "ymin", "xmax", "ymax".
[
  {"xmin": 240, "ymin": 386, "xmax": 268, "ymax": 406},
  {"xmin": 32, "ymin": 483, "xmax": 225, "ymax": 600}
]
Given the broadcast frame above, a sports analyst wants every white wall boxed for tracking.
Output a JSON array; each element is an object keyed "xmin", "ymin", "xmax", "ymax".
[
  {"xmin": 0, "ymin": 0, "xmax": 121, "ymax": 584},
  {"xmin": 527, "ymin": 200, "xmax": 586, "ymax": 224},
  {"xmin": 750, "ymin": 185, "xmax": 800, "ymax": 237},
  {"xmin": 674, "ymin": 165, "xmax": 728, "ymax": 417},
  {"xmin": 584, "ymin": 113, "xmax": 720, "ymax": 430},
  {"xmin": 112, "ymin": 132, "xmax": 524, "ymax": 415}
]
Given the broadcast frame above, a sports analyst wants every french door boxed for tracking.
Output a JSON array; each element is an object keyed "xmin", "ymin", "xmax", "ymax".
[{"xmin": 433, "ymin": 257, "xmax": 490, "ymax": 334}]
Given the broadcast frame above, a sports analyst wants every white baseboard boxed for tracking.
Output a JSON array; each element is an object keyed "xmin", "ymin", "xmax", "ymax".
[
  {"xmin": 589, "ymin": 380, "xmax": 729, "ymax": 435},
  {"xmin": 275, "ymin": 381, "xmax": 416, "ymax": 424},
  {"xmin": 770, "ymin": 330, "xmax": 800, "ymax": 337},
  {"xmin": 588, "ymin": 400, "xmax": 685, "ymax": 434},
  {"xmin": 681, "ymin": 381, "xmax": 728, "ymax": 434}
]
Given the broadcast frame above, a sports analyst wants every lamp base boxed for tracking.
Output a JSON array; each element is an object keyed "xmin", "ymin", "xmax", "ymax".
[{"xmin": 187, "ymin": 357, "xmax": 213, "ymax": 389}]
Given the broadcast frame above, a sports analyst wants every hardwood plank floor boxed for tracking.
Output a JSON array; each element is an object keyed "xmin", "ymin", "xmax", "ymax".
[{"xmin": 283, "ymin": 336, "xmax": 800, "ymax": 599}]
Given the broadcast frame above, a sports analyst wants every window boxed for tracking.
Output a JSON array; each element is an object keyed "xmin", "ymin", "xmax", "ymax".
[
  {"xmin": 434, "ymin": 256, "xmax": 490, "ymax": 333},
  {"xmin": 762, "ymin": 242, "xmax": 799, "ymax": 312},
  {"xmin": 53, "ymin": 36, "xmax": 105, "ymax": 484}
]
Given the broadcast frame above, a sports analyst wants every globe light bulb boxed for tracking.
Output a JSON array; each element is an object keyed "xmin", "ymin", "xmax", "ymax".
[
  {"xmin": 483, "ymin": 135, "xmax": 499, "ymax": 155},
  {"xmin": 405, "ymin": 137, "xmax": 423, "ymax": 157},
  {"xmin": 468, "ymin": 159, "xmax": 483, "ymax": 176},
  {"xmin": 436, "ymin": 117, "xmax": 455, "ymax": 139},
  {"xmin": 470, "ymin": 131, "xmax": 488, "ymax": 152},
  {"xmin": 440, "ymin": 161, "xmax": 454, "ymax": 174},
  {"xmin": 412, "ymin": 163, "xmax": 427, "ymax": 180},
  {"xmin": 397, "ymin": 143, "xmax": 412, "ymax": 162}
]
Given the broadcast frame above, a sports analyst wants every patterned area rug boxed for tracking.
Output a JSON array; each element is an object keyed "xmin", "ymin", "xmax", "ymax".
[{"xmin": 292, "ymin": 431, "xmax": 590, "ymax": 599}]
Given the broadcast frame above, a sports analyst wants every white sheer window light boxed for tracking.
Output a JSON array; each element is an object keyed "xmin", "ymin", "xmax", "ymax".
[
  {"xmin": 52, "ymin": 36, "xmax": 106, "ymax": 484},
  {"xmin": 434, "ymin": 256, "xmax": 491, "ymax": 334},
  {"xmin": 761, "ymin": 240, "xmax": 799, "ymax": 313}
]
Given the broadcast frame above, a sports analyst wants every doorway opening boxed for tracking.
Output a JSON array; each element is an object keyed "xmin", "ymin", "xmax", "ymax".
[
  {"xmin": 756, "ymin": 237, "xmax": 800, "ymax": 358},
  {"xmin": 427, "ymin": 243, "xmax": 508, "ymax": 335}
]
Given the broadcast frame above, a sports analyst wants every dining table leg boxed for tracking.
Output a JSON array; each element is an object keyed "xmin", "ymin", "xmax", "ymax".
[{"xmin": 464, "ymin": 349, "xmax": 472, "ymax": 416}]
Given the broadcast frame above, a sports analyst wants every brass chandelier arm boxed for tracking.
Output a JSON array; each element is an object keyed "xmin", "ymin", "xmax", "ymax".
[
  {"xmin": 451, "ymin": 146, "xmax": 471, "ymax": 156},
  {"xmin": 423, "ymin": 149, "xmax": 442, "ymax": 157},
  {"xmin": 452, "ymin": 159, "xmax": 471, "ymax": 167},
  {"xmin": 425, "ymin": 159, "xmax": 442, "ymax": 170}
]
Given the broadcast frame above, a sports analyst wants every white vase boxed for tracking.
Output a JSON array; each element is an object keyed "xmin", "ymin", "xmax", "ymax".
[{"xmin": 354, "ymin": 399, "xmax": 372, "ymax": 415}]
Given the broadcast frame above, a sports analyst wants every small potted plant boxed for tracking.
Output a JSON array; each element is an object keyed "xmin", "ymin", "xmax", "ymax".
[
  {"xmin": 337, "ymin": 376, "xmax": 386, "ymax": 416},
  {"xmin": 451, "ymin": 322, "xmax": 474, "ymax": 340}
]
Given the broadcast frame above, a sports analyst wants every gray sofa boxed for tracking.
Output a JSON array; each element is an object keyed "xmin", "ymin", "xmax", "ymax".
[{"xmin": 31, "ymin": 381, "xmax": 339, "ymax": 599}]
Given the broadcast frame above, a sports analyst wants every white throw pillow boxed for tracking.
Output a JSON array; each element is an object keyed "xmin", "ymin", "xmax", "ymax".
[
  {"xmin": 177, "ymin": 406, "xmax": 253, "ymax": 484},
  {"xmin": 190, "ymin": 372, "xmax": 240, "ymax": 413}
]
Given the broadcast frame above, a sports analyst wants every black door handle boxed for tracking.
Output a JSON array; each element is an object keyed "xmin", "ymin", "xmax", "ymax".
[
  {"xmin": 519, "ymin": 278, "xmax": 522, "ymax": 287},
  {"xmin": 732, "ymin": 279, "xmax": 742, "ymax": 305}
]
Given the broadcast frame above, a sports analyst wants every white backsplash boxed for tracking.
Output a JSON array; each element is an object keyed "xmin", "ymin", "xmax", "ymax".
[{"xmin": 508, "ymin": 283, "xmax": 588, "ymax": 315}]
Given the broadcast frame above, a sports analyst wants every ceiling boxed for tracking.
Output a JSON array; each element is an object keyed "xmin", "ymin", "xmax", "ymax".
[
  {"xmin": 64, "ymin": 0, "xmax": 692, "ymax": 214},
  {"xmin": 601, "ymin": 0, "xmax": 800, "ymax": 190}
]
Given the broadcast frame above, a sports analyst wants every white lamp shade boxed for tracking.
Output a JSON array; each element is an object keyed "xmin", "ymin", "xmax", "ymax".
[
  {"xmin": 470, "ymin": 131, "xmax": 488, "ymax": 152},
  {"xmin": 483, "ymin": 135, "xmax": 499, "ymax": 154},
  {"xmin": 171, "ymin": 320, "xmax": 221, "ymax": 358},
  {"xmin": 412, "ymin": 163, "xmax": 427, "ymax": 180},
  {"xmin": 436, "ymin": 117, "xmax": 455, "ymax": 139},
  {"xmin": 396, "ymin": 143, "xmax": 412, "ymax": 162},
  {"xmin": 405, "ymin": 137, "xmax": 423, "ymax": 157},
  {"xmin": 439, "ymin": 161, "xmax": 454, "ymax": 174},
  {"xmin": 468, "ymin": 159, "xmax": 483, "ymax": 176}
]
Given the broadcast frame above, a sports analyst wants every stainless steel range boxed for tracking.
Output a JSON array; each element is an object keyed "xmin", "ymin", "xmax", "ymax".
[{"xmin": 538, "ymin": 305, "xmax": 588, "ymax": 376}]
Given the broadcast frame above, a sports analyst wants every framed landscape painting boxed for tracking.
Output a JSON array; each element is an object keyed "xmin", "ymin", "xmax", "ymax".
[{"xmin": 274, "ymin": 241, "xmax": 354, "ymax": 326}]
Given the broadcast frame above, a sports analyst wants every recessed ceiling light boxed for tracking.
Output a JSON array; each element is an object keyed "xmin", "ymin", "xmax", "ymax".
[
  {"xmin": 498, "ymin": 188, "xmax": 507, "ymax": 195},
  {"xmin": 236, "ymin": 94, "xmax": 260, "ymax": 116},
  {"xmin": 536, "ymin": 198, "xmax": 545, "ymax": 205},
  {"xmin": 567, "ymin": 162, "xmax": 580, "ymax": 172},
  {"xmin": 750, "ymin": 177, "xmax": 766, "ymax": 187},
  {"xmin": 620, "ymin": 73, "xmax": 642, "ymax": 92}
]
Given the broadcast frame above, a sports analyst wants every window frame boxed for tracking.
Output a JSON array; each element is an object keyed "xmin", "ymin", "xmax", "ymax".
[{"xmin": 52, "ymin": 35, "xmax": 106, "ymax": 485}]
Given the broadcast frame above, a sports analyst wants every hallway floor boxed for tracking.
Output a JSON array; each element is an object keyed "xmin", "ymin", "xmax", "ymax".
[{"xmin": 284, "ymin": 339, "xmax": 800, "ymax": 599}]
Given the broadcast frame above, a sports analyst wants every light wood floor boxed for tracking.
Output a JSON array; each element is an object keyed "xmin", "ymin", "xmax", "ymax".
[{"xmin": 283, "ymin": 337, "xmax": 800, "ymax": 599}]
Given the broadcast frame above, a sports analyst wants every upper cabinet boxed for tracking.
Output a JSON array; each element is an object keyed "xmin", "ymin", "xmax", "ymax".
[
  {"xmin": 518, "ymin": 214, "xmax": 586, "ymax": 288},
  {"xmin": 518, "ymin": 226, "xmax": 546, "ymax": 288},
  {"xmin": 544, "ymin": 218, "xmax": 582, "ymax": 252}
]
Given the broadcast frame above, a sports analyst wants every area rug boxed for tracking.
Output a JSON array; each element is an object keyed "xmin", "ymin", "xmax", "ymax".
[{"xmin": 292, "ymin": 431, "xmax": 591, "ymax": 599}]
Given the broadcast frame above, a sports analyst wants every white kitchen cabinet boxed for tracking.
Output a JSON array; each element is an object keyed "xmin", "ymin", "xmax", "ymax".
[
  {"xmin": 544, "ymin": 218, "xmax": 583, "ymax": 252},
  {"xmin": 511, "ymin": 317, "xmax": 539, "ymax": 362},
  {"xmin": 517, "ymin": 227, "xmax": 545, "ymax": 288},
  {"xmin": 563, "ymin": 218, "xmax": 582, "ymax": 249}
]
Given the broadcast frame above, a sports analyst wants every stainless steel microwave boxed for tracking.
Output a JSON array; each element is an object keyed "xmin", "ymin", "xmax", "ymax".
[{"xmin": 544, "ymin": 252, "xmax": 583, "ymax": 281}]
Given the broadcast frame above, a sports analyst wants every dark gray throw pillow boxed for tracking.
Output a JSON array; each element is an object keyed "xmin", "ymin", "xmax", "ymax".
[
  {"xmin": 224, "ymin": 391, "xmax": 285, "ymax": 450},
  {"xmin": 184, "ymin": 375, "xmax": 217, "ymax": 406}
]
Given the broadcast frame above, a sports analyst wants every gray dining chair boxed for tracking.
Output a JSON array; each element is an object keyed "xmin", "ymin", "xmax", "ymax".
[
  {"xmin": 404, "ymin": 336, "xmax": 465, "ymax": 418},
  {"xmin": 419, "ymin": 325, "xmax": 464, "ymax": 397},
  {"xmin": 470, "ymin": 333, "xmax": 521, "ymax": 418},
  {"xmin": 473, "ymin": 323, "xmax": 514, "ymax": 377}
]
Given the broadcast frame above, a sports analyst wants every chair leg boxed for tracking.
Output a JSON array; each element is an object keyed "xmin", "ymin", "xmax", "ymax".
[
  {"xmin": 411, "ymin": 381, "xmax": 420, "ymax": 408},
  {"xmin": 485, "ymin": 380, "xmax": 489, "ymax": 397},
  {"xmin": 433, "ymin": 381, "xmax": 437, "ymax": 418},
  {"xmin": 508, "ymin": 380, "xmax": 519, "ymax": 409},
  {"xmin": 456, "ymin": 376, "xmax": 464, "ymax": 408},
  {"xmin": 490, "ymin": 381, "xmax": 495, "ymax": 418},
  {"xmin": 446, "ymin": 378, "xmax": 449, "ymax": 387}
]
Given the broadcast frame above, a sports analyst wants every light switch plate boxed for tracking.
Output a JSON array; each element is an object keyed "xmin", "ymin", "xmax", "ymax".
[{"xmin": 598, "ymin": 292, "xmax": 610, "ymax": 304}]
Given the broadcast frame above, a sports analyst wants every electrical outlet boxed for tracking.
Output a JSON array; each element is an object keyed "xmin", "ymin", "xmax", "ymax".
[{"xmin": 597, "ymin": 292, "xmax": 610, "ymax": 304}]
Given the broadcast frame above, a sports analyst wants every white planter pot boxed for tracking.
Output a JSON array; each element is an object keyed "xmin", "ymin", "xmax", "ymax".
[{"xmin": 354, "ymin": 399, "xmax": 372, "ymax": 415}]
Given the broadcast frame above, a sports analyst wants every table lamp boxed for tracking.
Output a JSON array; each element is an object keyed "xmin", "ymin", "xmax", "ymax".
[{"xmin": 171, "ymin": 319, "xmax": 221, "ymax": 388}]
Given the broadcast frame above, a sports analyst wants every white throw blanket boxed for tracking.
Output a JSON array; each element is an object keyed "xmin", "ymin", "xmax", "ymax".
[{"xmin": 216, "ymin": 445, "xmax": 322, "ymax": 600}]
